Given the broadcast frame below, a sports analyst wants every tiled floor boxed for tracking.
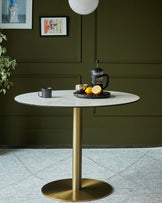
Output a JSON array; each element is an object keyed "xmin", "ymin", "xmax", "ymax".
[{"xmin": 0, "ymin": 148, "xmax": 162, "ymax": 203}]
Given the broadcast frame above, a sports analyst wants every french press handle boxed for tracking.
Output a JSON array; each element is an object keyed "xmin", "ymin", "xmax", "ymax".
[
  {"xmin": 102, "ymin": 74, "xmax": 109, "ymax": 89},
  {"xmin": 97, "ymin": 74, "xmax": 109, "ymax": 90}
]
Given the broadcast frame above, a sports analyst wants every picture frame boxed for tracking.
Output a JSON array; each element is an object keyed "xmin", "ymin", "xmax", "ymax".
[
  {"xmin": 40, "ymin": 16, "xmax": 68, "ymax": 37},
  {"xmin": 0, "ymin": 0, "xmax": 33, "ymax": 29}
]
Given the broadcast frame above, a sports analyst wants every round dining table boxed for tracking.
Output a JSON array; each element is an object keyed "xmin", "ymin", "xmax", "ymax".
[{"xmin": 15, "ymin": 90, "xmax": 140, "ymax": 202}]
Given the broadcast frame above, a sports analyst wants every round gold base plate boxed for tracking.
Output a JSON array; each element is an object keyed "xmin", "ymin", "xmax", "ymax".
[{"xmin": 42, "ymin": 178, "xmax": 113, "ymax": 202}]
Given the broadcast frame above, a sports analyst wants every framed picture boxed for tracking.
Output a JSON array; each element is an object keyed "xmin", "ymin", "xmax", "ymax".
[
  {"xmin": 40, "ymin": 16, "xmax": 68, "ymax": 37},
  {"xmin": 0, "ymin": 0, "xmax": 33, "ymax": 29}
]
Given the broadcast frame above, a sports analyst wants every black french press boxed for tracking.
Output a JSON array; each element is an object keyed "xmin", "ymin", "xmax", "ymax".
[{"xmin": 91, "ymin": 60, "xmax": 109, "ymax": 89}]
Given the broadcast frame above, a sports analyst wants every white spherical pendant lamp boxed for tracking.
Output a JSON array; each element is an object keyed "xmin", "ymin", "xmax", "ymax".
[{"xmin": 68, "ymin": 0, "xmax": 99, "ymax": 15}]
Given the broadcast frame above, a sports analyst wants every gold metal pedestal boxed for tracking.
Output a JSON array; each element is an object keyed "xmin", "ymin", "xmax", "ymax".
[
  {"xmin": 42, "ymin": 108, "xmax": 113, "ymax": 202},
  {"xmin": 42, "ymin": 178, "xmax": 113, "ymax": 202}
]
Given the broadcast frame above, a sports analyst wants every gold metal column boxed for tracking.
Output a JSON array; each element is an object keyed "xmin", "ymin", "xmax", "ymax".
[
  {"xmin": 73, "ymin": 107, "xmax": 82, "ymax": 192},
  {"xmin": 42, "ymin": 107, "xmax": 113, "ymax": 202}
]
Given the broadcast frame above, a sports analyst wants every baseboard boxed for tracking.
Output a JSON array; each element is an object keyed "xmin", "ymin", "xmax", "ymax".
[{"xmin": 0, "ymin": 144, "xmax": 161, "ymax": 149}]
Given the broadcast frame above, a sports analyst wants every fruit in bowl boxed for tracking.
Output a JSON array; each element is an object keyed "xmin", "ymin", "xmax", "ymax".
[
  {"xmin": 75, "ymin": 84, "xmax": 103, "ymax": 96},
  {"xmin": 85, "ymin": 87, "xmax": 93, "ymax": 95},
  {"xmin": 85, "ymin": 85, "xmax": 102, "ymax": 95},
  {"xmin": 75, "ymin": 84, "xmax": 88, "ymax": 93},
  {"xmin": 92, "ymin": 85, "xmax": 102, "ymax": 95}
]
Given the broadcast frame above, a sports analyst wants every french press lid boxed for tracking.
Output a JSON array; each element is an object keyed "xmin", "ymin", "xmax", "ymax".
[{"xmin": 91, "ymin": 60, "xmax": 103, "ymax": 75}]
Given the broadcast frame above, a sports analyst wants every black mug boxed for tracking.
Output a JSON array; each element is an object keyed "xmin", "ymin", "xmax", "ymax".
[{"xmin": 38, "ymin": 87, "xmax": 52, "ymax": 98}]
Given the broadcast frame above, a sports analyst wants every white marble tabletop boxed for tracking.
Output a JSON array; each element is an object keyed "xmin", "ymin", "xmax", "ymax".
[{"xmin": 14, "ymin": 90, "xmax": 140, "ymax": 108}]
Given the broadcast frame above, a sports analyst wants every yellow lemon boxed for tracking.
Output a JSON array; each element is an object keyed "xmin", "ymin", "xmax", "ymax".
[
  {"xmin": 92, "ymin": 85, "xmax": 102, "ymax": 95},
  {"xmin": 85, "ymin": 87, "xmax": 93, "ymax": 94}
]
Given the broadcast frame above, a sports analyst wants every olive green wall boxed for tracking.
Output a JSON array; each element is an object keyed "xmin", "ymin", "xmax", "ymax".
[{"xmin": 0, "ymin": 0, "xmax": 162, "ymax": 146}]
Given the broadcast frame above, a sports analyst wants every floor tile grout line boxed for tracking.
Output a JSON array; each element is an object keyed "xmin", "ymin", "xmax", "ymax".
[
  {"xmin": 105, "ymin": 173, "xmax": 120, "ymax": 182},
  {"xmin": 84, "ymin": 150, "xmax": 148, "ymax": 175},
  {"xmin": 116, "ymin": 153, "xmax": 147, "ymax": 176},
  {"xmin": 13, "ymin": 149, "xmax": 152, "ymax": 182},
  {"xmin": 12, "ymin": 151, "xmax": 71, "ymax": 179},
  {"xmin": 12, "ymin": 149, "xmax": 72, "ymax": 183},
  {"xmin": 12, "ymin": 152, "xmax": 47, "ymax": 182},
  {"xmin": 0, "ymin": 152, "xmax": 33, "ymax": 191},
  {"xmin": 84, "ymin": 151, "xmax": 153, "ymax": 187},
  {"xmin": 32, "ymin": 155, "xmax": 72, "ymax": 178},
  {"xmin": 144, "ymin": 153, "xmax": 162, "ymax": 163},
  {"xmin": 0, "ymin": 153, "xmax": 70, "ymax": 191},
  {"xmin": 13, "ymin": 152, "xmax": 35, "ymax": 176},
  {"xmin": 0, "ymin": 174, "xmax": 32, "ymax": 191},
  {"xmin": 85, "ymin": 154, "xmax": 150, "ymax": 190},
  {"xmin": 84, "ymin": 155, "xmax": 116, "ymax": 173},
  {"xmin": 143, "ymin": 149, "xmax": 152, "ymax": 154},
  {"xmin": 114, "ymin": 154, "xmax": 161, "ymax": 188},
  {"xmin": 0, "ymin": 149, "xmax": 162, "ymax": 202},
  {"xmin": 95, "ymin": 150, "xmax": 162, "ymax": 192},
  {"xmin": 13, "ymin": 152, "xmax": 72, "ymax": 182}
]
